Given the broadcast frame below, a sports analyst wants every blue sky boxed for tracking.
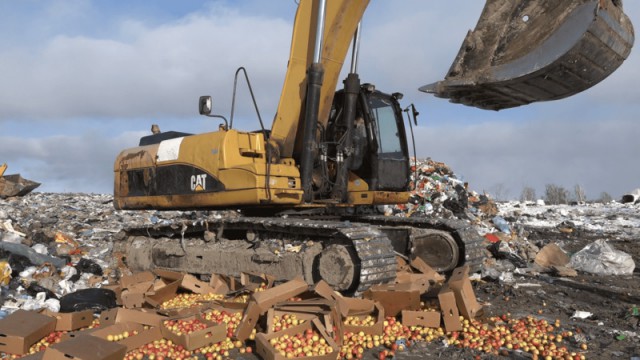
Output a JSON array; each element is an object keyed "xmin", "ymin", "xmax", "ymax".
[{"xmin": 1, "ymin": 1, "xmax": 639, "ymax": 200}]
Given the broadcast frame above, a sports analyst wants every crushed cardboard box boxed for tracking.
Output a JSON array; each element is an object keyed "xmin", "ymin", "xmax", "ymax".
[
  {"xmin": 0, "ymin": 309, "xmax": 56, "ymax": 355},
  {"xmin": 256, "ymin": 318, "xmax": 339, "ymax": 360},
  {"xmin": 42, "ymin": 334, "xmax": 127, "ymax": 360}
]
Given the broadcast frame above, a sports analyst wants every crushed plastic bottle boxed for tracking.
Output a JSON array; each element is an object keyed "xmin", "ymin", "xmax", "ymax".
[{"xmin": 492, "ymin": 216, "xmax": 511, "ymax": 234}]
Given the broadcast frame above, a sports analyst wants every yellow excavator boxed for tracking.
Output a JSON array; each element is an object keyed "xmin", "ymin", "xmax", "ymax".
[{"xmin": 114, "ymin": 0, "xmax": 633, "ymax": 294}]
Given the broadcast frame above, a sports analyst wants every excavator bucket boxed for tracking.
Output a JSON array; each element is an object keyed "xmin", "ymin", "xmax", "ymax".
[
  {"xmin": 421, "ymin": 0, "xmax": 634, "ymax": 110},
  {"xmin": 0, "ymin": 174, "xmax": 41, "ymax": 199}
]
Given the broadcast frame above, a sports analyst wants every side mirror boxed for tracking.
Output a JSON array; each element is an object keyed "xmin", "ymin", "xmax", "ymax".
[{"xmin": 199, "ymin": 96, "xmax": 212, "ymax": 115}]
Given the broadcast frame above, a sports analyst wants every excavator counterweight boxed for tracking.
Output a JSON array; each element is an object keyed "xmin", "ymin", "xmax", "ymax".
[{"xmin": 422, "ymin": 0, "xmax": 634, "ymax": 110}]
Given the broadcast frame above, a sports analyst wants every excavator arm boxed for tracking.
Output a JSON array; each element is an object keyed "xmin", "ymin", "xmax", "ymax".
[{"xmin": 269, "ymin": 0, "xmax": 369, "ymax": 160}]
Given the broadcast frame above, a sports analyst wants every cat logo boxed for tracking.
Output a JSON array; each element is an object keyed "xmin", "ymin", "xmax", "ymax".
[{"xmin": 190, "ymin": 174, "xmax": 207, "ymax": 192}]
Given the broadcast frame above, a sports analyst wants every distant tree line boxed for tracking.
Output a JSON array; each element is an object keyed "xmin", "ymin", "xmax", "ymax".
[{"xmin": 516, "ymin": 184, "xmax": 613, "ymax": 204}]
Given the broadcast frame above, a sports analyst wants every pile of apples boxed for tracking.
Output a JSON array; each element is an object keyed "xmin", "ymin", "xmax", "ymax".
[
  {"xmin": 341, "ymin": 317, "xmax": 413, "ymax": 359},
  {"xmin": 448, "ymin": 314, "xmax": 588, "ymax": 359},
  {"xmin": 159, "ymin": 293, "xmax": 224, "ymax": 310},
  {"xmin": 106, "ymin": 330, "xmax": 139, "ymax": 341},
  {"xmin": 202, "ymin": 309, "xmax": 243, "ymax": 337},
  {"xmin": 124, "ymin": 339, "xmax": 195, "ymax": 360},
  {"xmin": 344, "ymin": 315, "xmax": 377, "ymax": 327},
  {"xmin": 267, "ymin": 328, "xmax": 334, "ymax": 358},
  {"xmin": 271, "ymin": 313, "xmax": 307, "ymax": 332},
  {"xmin": 163, "ymin": 318, "xmax": 210, "ymax": 336}
]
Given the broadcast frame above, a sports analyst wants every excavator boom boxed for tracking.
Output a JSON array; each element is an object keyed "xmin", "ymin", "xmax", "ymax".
[
  {"xmin": 422, "ymin": 0, "xmax": 634, "ymax": 110},
  {"xmin": 269, "ymin": 0, "xmax": 368, "ymax": 159}
]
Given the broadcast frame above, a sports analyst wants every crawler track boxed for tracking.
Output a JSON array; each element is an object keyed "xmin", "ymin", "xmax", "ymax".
[{"xmin": 123, "ymin": 216, "xmax": 397, "ymax": 294}]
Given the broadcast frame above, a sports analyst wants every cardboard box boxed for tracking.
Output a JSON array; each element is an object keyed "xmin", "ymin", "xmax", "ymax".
[
  {"xmin": 120, "ymin": 271, "xmax": 155, "ymax": 290},
  {"xmin": 447, "ymin": 265, "xmax": 482, "ymax": 320},
  {"xmin": 363, "ymin": 283, "xmax": 421, "ymax": 317},
  {"xmin": 0, "ymin": 309, "xmax": 57, "ymax": 355},
  {"xmin": 273, "ymin": 299, "xmax": 342, "ymax": 341},
  {"xmin": 394, "ymin": 272, "xmax": 431, "ymax": 293},
  {"xmin": 438, "ymin": 286, "xmax": 462, "ymax": 332},
  {"xmin": 256, "ymin": 318, "xmax": 339, "ymax": 360},
  {"xmin": 160, "ymin": 315, "xmax": 227, "ymax": 351},
  {"xmin": 234, "ymin": 301, "xmax": 262, "ymax": 341},
  {"xmin": 99, "ymin": 308, "xmax": 166, "ymax": 328},
  {"xmin": 266, "ymin": 309, "xmax": 318, "ymax": 334},
  {"xmin": 342, "ymin": 302, "xmax": 384, "ymax": 336},
  {"xmin": 90, "ymin": 322, "xmax": 162, "ymax": 352},
  {"xmin": 41, "ymin": 309, "xmax": 94, "ymax": 332},
  {"xmin": 120, "ymin": 290, "xmax": 147, "ymax": 309},
  {"xmin": 410, "ymin": 257, "xmax": 445, "ymax": 282},
  {"xmin": 145, "ymin": 279, "xmax": 181, "ymax": 308},
  {"xmin": 209, "ymin": 274, "xmax": 231, "ymax": 294},
  {"xmin": 401, "ymin": 310, "xmax": 441, "ymax": 328},
  {"xmin": 251, "ymin": 278, "xmax": 309, "ymax": 313},
  {"xmin": 182, "ymin": 274, "xmax": 217, "ymax": 294},
  {"xmin": 240, "ymin": 272, "xmax": 275, "ymax": 291},
  {"xmin": 42, "ymin": 334, "xmax": 127, "ymax": 360}
]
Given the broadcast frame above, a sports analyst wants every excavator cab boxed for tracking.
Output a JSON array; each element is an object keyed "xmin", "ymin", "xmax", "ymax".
[{"xmin": 422, "ymin": 0, "xmax": 634, "ymax": 110}]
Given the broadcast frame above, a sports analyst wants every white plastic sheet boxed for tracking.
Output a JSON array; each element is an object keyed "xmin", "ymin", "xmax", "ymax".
[{"xmin": 570, "ymin": 239, "xmax": 635, "ymax": 275}]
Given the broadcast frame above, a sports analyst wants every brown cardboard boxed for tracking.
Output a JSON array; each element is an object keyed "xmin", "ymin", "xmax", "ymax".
[
  {"xmin": 447, "ymin": 265, "xmax": 482, "ymax": 320},
  {"xmin": 343, "ymin": 302, "xmax": 385, "ymax": 336},
  {"xmin": 273, "ymin": 299, "xmax": 342, "ymax": 341},
  {"xmin": 438, "ymin": 286, "xmax": 462, "ymax": 332},
  {"xmin": 256, "ymin": 318, "xmax": 339, "ymax": 360},
  {"xmin": 99, "ymin": 308, "xmax": 166, "ymax": 328},
  {"xmin": 90, "ymin": 322, "xmax": 161, "ymax": 351},
  {"xmin": 209, "ymin": 274, "xmax": 231, "ymax": 294},
  {"xmin": 401, "ymin": 310, "xmax": 441, "ymax": 328},
  {"xmin": 119, "ymin": 271, "xmax": 155, "ymax": 289},
  {"xmin": 153, "ymin": 268, "xmax": 184, "ymax": 282},
  {"xmin": 42, "ymin": 334, "xmax": 127, "ymax": 360},
  {"xmin": 363, "ymin": 283, "xmax": 421, "ymax": 317},
  {"xmin": 120, "ymin": 290, "xmax": 147, "ymax": 309},
  {"xmin": 17, "ymin": 352, "xmax": 44, "ymax": 360},
  {"xmin": 182, "ymin": 274, "xmax": 217, "ymax": 294},
  {"xmin": 336, "ymin": 297, "xmax": 375, "ymax": 317},
  {"xmin": 41, "ymin": 309, "xmax": 94, "ymax": 332},
  {"xmin": 234, "ymin": 301, "xmax": 262, "ymax": 341},
  {"xmin": 394, "ymin": 272, "xmax": 431, "ymax": 293},
  {"xmin": 240, "ymin": 272, "xmax": 276, "ymax": 291},
  {"xmin": 535, "ymin": 243, "xmax": 570, "ymax": 268},
  {"xmin": 410, "ymin": 257, "xmax": 445, "ymax": 282},
  {"xmin": 251, "ymin": 278, "xmax": 309, "ymax": 313},
  {"xmin": 0, "ymin": 309, "xmax": 57, "ymax": 355},
  {"xmin": 145, "ymin": 279, "xmax": 181, "ymax": 308},
  {"xmin": 160, "ymin": 315, "xmax": 227, "ymax": 351}
]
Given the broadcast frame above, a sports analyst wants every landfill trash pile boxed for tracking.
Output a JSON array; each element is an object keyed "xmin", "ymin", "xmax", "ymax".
[
  {"xmin": 386, "ymin": 158, "xmax": 500, "ymax": 229},
  {"xmin": 0, "ymin": 159, "xmax": 639, "ymax": 359}
]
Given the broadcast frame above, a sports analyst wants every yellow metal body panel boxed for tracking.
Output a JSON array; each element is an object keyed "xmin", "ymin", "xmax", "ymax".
[
  {"xmin": 270, "ymin": 0, "xmax": 369, "ymax": 158},
  {"xmin": 114, "ymin": 130, "xmax": 303, "ymax": 210},
  {"xmin": 0, "ymin": 163, "xmax": 6, "ymax": 177}
]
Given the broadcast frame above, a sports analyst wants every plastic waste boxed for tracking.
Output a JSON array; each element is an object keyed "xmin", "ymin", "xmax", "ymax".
[
  {"xmin": 26, "ymin": 282, "xmax": 59, "ymax": 300},
  {"xmin": 59, "ymin": 288, "xmax": 117, "ymax": 313},
  {"xmin": 492, "ymin": 216, "xmax": 511, "ymax": 234},
  {"xmin": 570, "ymin": 239, "xmax": 635, "ymax": 275},
  {"xmin": 31, "ymin": 243, "xmax": 49, "ymax": 255},
  {"xmin": 75, "ymin": 258, "xmax": 103, "ymax": 276},
  {"xmin": 0, "ymin": 241, "xmax": 67, "ymax": 269}
]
